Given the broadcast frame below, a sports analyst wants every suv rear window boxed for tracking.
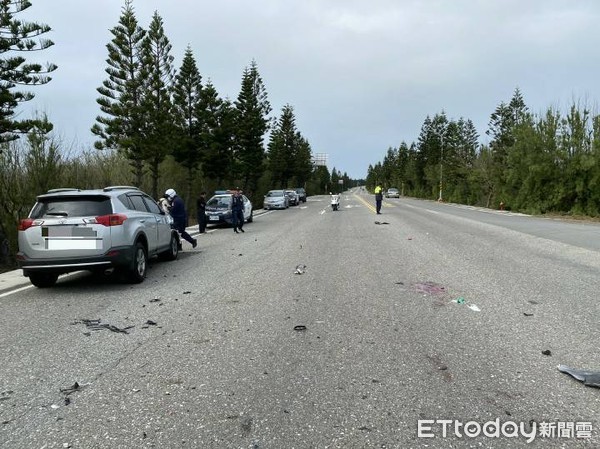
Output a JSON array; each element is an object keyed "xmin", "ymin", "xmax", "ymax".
[{"xmin": 30, "ymin": 196, "xmax": 112, "ymax": 219}]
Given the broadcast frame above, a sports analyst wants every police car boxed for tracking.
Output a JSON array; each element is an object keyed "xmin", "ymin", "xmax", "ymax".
[{"xmin": 205, "ymin": 190, "xmax": 253, "ymax": 226}]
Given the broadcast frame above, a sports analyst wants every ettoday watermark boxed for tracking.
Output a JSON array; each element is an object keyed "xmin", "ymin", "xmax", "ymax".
[{"xmin": 418, "ymin": 419, "xmax": 593, "ymax": 443}]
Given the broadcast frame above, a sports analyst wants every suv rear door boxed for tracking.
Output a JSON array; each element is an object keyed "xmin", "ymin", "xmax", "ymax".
[
  {"xmin": 121, "ymin": 193, "xmax": 159, "ymax": 254},
  {"xmin": 142, "ymin": 194, "xmax": 171, "ymax": 250}
]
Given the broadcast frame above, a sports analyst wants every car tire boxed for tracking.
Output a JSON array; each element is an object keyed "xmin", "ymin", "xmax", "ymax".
[
  {"xmin": 129, "ymin": 242, "xmax": 147, "ymax": 283},
  {"xmin": 159, "ymin": 233, "xmax": 179, "ymax": 261},
  {"xmin": 29, "ymin": 273, "xmax": 58, "ymax": 288},
  {"xmin": 247, "ymin": 210, "xmax": 253, "ymax": 223}
]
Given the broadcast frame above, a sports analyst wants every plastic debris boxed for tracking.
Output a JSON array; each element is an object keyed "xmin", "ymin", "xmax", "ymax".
[
  {"xmin": 542, "ymin": 350, "xmax": 552, "ymax": 356},
  {"xmin": 558, "ymin": 365, "xmax": 600, "ymax": 388},
  {"xmin": 73, "ymin": 319, "xmax": 133, "ymax": 334},
  {"xmin": 293, "ymin": 325, "xmax": 307, "ymax": 331},
  {"xmin": 450, "ymin": 297, "xmax": 480, "ymax": 312},
  {"xmin": 523, "ymin": 312, "xmax": 534, "ymax": 317},
  {"xmin": 60, "ymin": 382, "xmax": 82, "ymax": 396},
  {"xmin": 374, "ymin": 221, "xmax": 389, "ymax": 225},
  {"xmin": 294, "ymin": 264, "xmax": 307, "ymax": 274}
]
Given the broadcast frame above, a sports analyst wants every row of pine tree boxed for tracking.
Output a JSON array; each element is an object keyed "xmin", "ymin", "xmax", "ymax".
[{"xmin": 366, "ymin": 88, "xmax": 600, "ymax": 217}]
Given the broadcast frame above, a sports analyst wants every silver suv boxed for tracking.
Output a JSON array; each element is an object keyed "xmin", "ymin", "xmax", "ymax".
[{"xmin": 17, "ymin": 186, "xmax": 180, "ymax": 287}]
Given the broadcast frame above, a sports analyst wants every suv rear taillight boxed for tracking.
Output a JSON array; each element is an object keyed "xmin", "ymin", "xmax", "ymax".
[
  {"xmin": 18, "ymin": 218, "xmax": 43, "ymax": 231},
  {"xmin": 95, "ymin": 214, "xmax": 127, "ymax": 226}
]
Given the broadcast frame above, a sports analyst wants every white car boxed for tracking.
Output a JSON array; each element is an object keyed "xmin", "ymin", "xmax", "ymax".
[
  {"xmin": 263, "ymin": 190, "xmax": 289, "ymax": 209},
  {"xmin": 385, "ymin": 188, "xmax": 400, "ymax": 198}
]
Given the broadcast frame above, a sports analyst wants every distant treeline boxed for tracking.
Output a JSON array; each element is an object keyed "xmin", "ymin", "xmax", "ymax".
[{"xmin": 366, "ymin": 88, "xmax": 600, "ymax": 217}]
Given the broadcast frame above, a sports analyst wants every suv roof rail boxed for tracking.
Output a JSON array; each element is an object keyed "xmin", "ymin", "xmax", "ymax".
[
  {"xmin": 46, "ymin": 188, "xmax": 80, "ymax": 193},
  {"xmin": 103, "ymin": 186, "xmax": 140, "ymax": 192}
]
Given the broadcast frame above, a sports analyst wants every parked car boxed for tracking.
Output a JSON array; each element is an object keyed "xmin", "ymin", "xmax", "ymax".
[
  {"xmin": 263, "ymin": 190, "xmax": 289, "ymax": 209},
  {"xmin": 385, "ymin": 188, "xmax": 400, "ymax": 198},
  {"xmin": 295, "ymin": 187, "xmax": 307, "ymax": 203},
  {"xmin": 285, "ymin": 189, "xmax": 299, "ymax": 206},
  {"xmin": 17, "ymin": 186, "xmax": 180, "ymax": 288},
  {"xmin": 205, "ymin": 191, "xmax": 253, "ymax": 227}
]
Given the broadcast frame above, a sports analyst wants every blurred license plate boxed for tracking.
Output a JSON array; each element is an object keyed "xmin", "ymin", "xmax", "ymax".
[
  {"xmin": 209, "ymin": 215, "xmax": 219, "ymax": 221},
  {"xmin": 46, "ymin": 239, "xmax": 100, "ymax": 250}
]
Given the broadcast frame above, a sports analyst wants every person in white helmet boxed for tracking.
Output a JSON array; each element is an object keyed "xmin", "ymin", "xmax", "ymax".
[{"xmin": 165, "ymin": 188, "xmax": 197, "ymax": 249}]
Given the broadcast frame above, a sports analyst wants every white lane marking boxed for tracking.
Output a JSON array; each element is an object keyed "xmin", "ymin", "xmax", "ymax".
[{"xmin": 0, "ymin": 284, "xmax": 34, "ymax": 298}]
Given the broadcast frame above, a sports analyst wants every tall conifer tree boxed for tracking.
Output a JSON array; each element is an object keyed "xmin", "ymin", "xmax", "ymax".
[
  {"xmin": 92, "ymin": 0, "xmax": 146, "ymax": 185},
  {"xmin": 0, "ymin": 0, "xmax": 56, "ymax": 146},
  {"xmin": 234, "ymin": 60, "xmax": 271, "ymax": 192},
  {"xmin": 139, "ymin": 11, "xmax": 175, "ymax": 199},
  {"xmin": 172, "ymin": 46, "xmax": 203, "ymax": 201}
]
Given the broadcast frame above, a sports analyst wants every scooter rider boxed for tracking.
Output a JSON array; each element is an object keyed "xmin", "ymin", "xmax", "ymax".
[{"xmin": 330, "ymin": 192, "xmax": 340, "ymax": 211}]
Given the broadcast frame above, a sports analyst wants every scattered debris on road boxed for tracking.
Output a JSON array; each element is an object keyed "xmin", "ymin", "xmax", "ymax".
[
  {"xmin": 72, "ymin": 319, "xmax": 133, "ymax": 334},
  {"xmin": 467, "ymin": 304, "xmax": 481, "ymax": 312},
  {"xmin": 293, "ymin": 325, "xmax": 307, "ymax": 331},
  {"xmin": 542, "ymin": 350, "xmax": 552, "ymax": 356},
  {"xmin": 558, "ymin": 365, "xmax": 600, "ymax": 388},
  {"xmin": 453, "ymin": 297, "xmax": 465, "ymax": 304},
  {"xmin": 145, "ymin": 320, "xmax": 158, "ymax": 326},
  {"xmin": 294, "ymin": 264, "xmax": 307, "ymax": 274},
  {"xmin": 374, "ymin": 221, "xmax": 389, "ymax": 225},
  {"xmin": 183, "ymin": 291, "xmax": 191, "ymax": 294},
  {"xmin": 60, "ymin": 382, "xmax": 82, "ymax": 396},
  {"xmin": 150, "ymin": 297, "xmax": 161, "ymax": 303},
  {"xmin": 523, "ymin": 312, "xmax": 534, "ymax": 317}
]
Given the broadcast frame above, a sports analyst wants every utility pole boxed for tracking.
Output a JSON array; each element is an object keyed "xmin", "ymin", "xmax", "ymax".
[{"xmin": 438, "ymin": 132, "xmax": 443, "ymax": 202}]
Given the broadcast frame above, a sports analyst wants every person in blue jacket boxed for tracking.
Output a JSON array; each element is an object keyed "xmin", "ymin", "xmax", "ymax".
[
  {"xmin": 165, "ymin": 188, "xmax": 197, "ymax": 248},
  {"xmin": 231, "ymin": 188, "xmax": 245, "ymax": 233}
]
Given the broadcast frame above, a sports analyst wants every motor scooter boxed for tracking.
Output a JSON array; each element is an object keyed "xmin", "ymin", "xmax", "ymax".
[{"xmin": 330, "ymin": 193, "xmax": 340, "ymax": 211}]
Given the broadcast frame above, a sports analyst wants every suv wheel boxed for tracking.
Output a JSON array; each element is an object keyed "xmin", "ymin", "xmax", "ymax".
[
  {"xmin": 129, "ymin": 242, "xmax": 147, "ymax": 283},
  {"xmin": 29, "ymin": 273, "xmax": 58, "ymax": 288},
  {"xmin": 159, "ymin": 233, "xmax": 179, "ymax": 261}
]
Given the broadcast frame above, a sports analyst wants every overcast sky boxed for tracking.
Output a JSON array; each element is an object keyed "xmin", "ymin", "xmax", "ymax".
[{"xmin": 23, "ymin": 0, "xmax": 600, "ymax": 178}]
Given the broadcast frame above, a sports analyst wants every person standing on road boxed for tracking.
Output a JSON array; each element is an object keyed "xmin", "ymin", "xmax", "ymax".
[
  {"xmin": 374, "ymin": 185, "xmax": 383, "ymax": 214},
  {"xmin": 196, "ymin": 191, "xmax": 207, "ymax": 234},
  {"xmin": 231, "ymin": 188, "xmax": 245, "ymax": 233},
  {"xmin": 165, "ymin": 188, "xmax": 197, "ymax": 248}
]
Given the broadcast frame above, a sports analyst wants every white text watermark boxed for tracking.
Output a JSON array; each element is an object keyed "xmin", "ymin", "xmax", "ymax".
[{"xmin": 418, "ymin": 419, "xmax": 593, "ymax": 443}]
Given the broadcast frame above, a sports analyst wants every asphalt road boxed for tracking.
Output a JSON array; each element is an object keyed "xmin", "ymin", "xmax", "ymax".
[{"xmin": 1, "ymin": 190, "xmax": 599, "ymax": 448}]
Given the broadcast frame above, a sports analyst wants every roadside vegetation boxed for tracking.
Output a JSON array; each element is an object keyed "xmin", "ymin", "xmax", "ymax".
[{"xmin": 367, "ymin": 88, "xmax": 600, "ymax": 218}]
